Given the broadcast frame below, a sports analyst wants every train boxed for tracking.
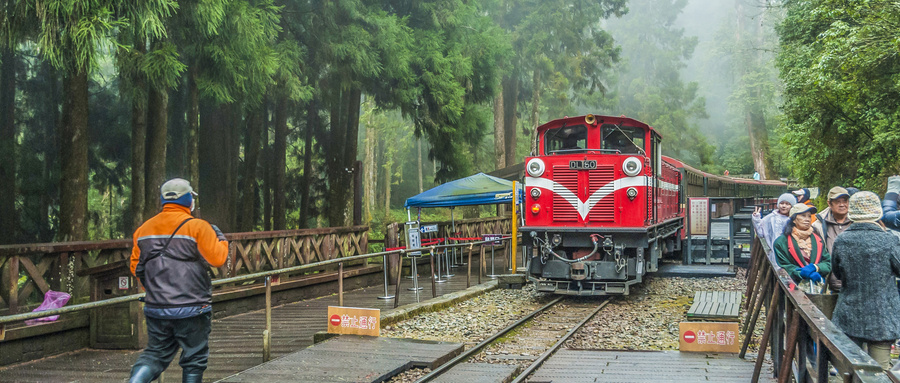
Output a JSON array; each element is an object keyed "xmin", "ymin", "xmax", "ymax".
[{"xmin": 523, "ymin": 114, "xmax": 786, "ymax": 295}]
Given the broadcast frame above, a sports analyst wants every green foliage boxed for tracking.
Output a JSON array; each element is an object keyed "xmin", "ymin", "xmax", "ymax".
[{"xmin": 776, "ymin": 0, "xmax": 900, "ymax": 190}]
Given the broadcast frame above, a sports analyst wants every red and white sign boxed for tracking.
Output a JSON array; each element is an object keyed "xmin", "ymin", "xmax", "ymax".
[
  {"xmin": 679, "ymin": 322, "xmax": 739, "ymax": 353},
  {"xmin": 327, "ymin": 306, "xmax": 380, "ymax": 337},
  {"xmin": 683, "ymin": 330, "xmax": 696, "ymax": 343}
]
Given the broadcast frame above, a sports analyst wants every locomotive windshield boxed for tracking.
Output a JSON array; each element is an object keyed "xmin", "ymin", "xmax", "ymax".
[
  {"xmin": 544, "ymin": 124, "xmax": 588, "ymax": 154},
  {"xmin": 601, "ymin": 124, "xmax": 645, "ymax": 155}
]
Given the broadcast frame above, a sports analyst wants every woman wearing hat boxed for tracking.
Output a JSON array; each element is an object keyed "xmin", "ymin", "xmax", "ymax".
[
  {"xmin": 831, "ymin": 191, "xmax": 900, "ymax": 370},
  {"xmin": 773, "ymin": 203, "xmax": 831, "ymax": 286},
  {"xmin": 752, "ymin": 193, "xmax": 797, "ymax": 266}
]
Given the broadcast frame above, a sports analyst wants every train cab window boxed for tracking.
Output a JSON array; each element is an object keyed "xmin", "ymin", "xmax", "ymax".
[
  {"xmin": 601, "ymin": 125, "xmax": 645, "ymax": 155},
  {"xmin": 544, "ymin": 124, "xmax": 588, "ymax": 154}
]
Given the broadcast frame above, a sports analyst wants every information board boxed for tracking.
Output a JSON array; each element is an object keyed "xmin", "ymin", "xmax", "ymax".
[
  {"xmin": 689, "ymin": 198, "xmax": 709, "ymax": 235},
  {"xmin": 327, "ymin": 306, "xmax": 380, "ymax": 336},
  {"xmin": 679, "ymin": 322, "xmax": 739, "ymax": 353},
  {"xmin": 482, "ymin": 234, "xmax": 503, "ymax": 246},
  {"xmin": 405, "ymin": 221, "xmax": 421, "ymax": 256}
]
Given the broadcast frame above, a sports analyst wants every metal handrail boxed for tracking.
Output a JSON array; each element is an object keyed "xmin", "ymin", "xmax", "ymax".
[{"xmin": 0, "ymin": 238, "xmax": 508, "ymax": 326}]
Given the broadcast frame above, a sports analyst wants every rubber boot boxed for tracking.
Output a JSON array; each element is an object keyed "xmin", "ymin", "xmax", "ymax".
[
  {"xmin": 182, "ymin": 370, "xmax": 204, "ymax": 383},
  {"xmin": 128, "ymin": 365, "xmax": 157, "ymax": 383}
]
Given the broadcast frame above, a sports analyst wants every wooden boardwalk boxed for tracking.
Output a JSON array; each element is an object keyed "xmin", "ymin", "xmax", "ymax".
[
  {"xmin": 528, "ymin": 349, "xmax": 775, "ymax": 383},
  {"xmin": 0, "ymin": 258, "xmax": 504, "ymax": 383},
  {"xmin": 686, "ymin": 290, "xmax": 741, "ymax": 321}
]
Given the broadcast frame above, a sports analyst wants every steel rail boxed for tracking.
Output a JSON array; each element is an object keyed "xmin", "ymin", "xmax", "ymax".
[
  {"xmin": 415, "ymin": 297, "xmax": 564, "ymax": 383},
  {"xmin": 510, "ymin": 298, "xmax": 611, "ymax": 383},
  {"xmin": 0, "ymin": 238, "xmax": 513, "ymax": 325}
]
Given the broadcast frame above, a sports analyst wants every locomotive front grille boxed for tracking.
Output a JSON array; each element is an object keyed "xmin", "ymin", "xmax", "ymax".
[
  {"xmin": 552, "ymin": 166, "xmax": 579, "ymax": 221},
  {"xmin": 588, "ymin": 165, "xmax": 615, "ymax": 222}
]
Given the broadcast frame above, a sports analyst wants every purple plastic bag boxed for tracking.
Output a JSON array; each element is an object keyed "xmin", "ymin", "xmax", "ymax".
[{"xmin": 25, "ymin": 290, "xmax": 71, "ymax": 325}]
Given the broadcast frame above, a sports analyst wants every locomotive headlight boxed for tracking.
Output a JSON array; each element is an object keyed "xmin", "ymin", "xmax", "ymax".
[
  {"xmin": 622, "ymin": 157, "xmax": 642, "ymax": 176},
  {"xmin": 530, "ymin": 188, "xmax": 541, "ymax": 199},
  {"xmin": 531, "ymin": 204, "xmax": 541, "ymax": 214},
  {"xmin": 526, "ymin": 158, "xmax": 546, "ymax": 177},
  {"xmin": 626, "ymin": 187, "xmax": 638, "ymax": 201}
]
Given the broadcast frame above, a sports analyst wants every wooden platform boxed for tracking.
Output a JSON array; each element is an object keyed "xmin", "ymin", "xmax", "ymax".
[
  {"xmin": 432, "ymin": 362, "xmax": 519, "ymax": 383},
  {"xmin": 0, "ymin": 257, "xmax": 507, "ymax": 383},
  {"xmin": 656, "ymin": 264, "xmax": 735, "ymax": 278},
  {"xmin": 528, "ymin": 349, "xmax": 775, "ymax": 383},
  {"xmin": 216, "ymin": 335, "xmax": 463, "ymax": 383},
  {"xmin": 686, "ymin": 290, "xmax": 741, "ymax": 320}
]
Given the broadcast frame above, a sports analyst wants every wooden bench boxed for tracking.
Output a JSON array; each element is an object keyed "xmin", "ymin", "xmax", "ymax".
[{"xmin": 687, "ymin": 290, "xmax": 741, "ymax": 321}]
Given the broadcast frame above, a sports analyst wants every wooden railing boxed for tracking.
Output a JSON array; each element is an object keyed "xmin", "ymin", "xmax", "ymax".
[
  {"xmin": 386, "ymin": 216, "xmax": 513, "ymax": 248},
  {"xmin": 741, "ymin": 237, "xmax": 893, "ymax": 382},
  {"xmin": 0, "ymin": 226, "xmax": 369, "ymax": 315}
]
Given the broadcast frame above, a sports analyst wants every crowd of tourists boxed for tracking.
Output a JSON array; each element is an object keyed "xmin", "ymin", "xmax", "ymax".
[{"xmin": 752, "ymin": 176, "xmax": 900, "ymax": 371}]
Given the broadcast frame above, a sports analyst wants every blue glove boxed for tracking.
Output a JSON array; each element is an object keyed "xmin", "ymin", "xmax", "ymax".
[
  {"xmin": 809, "ymin": 272, "xmax": 823, "ymax": 283},
  {"xmin": 210, "ymin": 224, "xmax": 226, "ymax": 241},
  {"xmin": 798, "ymin": 264, "xmax": 816, "ymax": 279}
]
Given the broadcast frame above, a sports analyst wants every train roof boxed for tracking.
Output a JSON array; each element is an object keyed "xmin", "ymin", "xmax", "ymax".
[
  {"xmin": 537, "ymin": 114, "xmax": 662, "ymax": 139},
  {"xmin": 662, "ymin": 155, "xmax": 787, "ymax": 187}
]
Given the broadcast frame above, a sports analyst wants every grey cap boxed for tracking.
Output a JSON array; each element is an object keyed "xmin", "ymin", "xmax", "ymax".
[{"xmin": 160, "ymin": 178, "xmax": 197, "ymax": 200}]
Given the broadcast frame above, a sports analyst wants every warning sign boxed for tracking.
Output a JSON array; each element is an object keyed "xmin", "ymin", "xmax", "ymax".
[
  {"xmin": 327, "ymin": 306, "xmax": 380, "ymax": 337},
  {"xmin": 679, "ymin": 322, "xmax": 739, "ymax": 353}
]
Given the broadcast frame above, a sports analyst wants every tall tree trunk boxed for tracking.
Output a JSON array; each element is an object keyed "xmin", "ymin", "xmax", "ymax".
[
  {"xmin": 144, "ymin": 85, "xmax": 168, "ymax": 218},
  {"xmin": 262, "ymin": 104, "xmax": 273, "ymax": 231},
  {"xmin": 228, "ymin": 107, "xmax": 241, "ymax": 230},
  {"xmin": 58, "ymin": 69, "xmax": 90, "ymax": 242},
  {"xmin": 187, "ymin": 65, "xmax": 200, "ymax": 187},
  {"xmin": 40, "ymin": 62, "xmax": 60, "ymax": 242},
  {"xmin": 502, "ymin": 75, "xmax": 519, "ymax": 167},
  {"xmin": 530, "ymin": 69, "xmax": 541, "ymax": 155},
  {"xmin": 746, "ymin": 111, "xmax": 771, "ymax": 179},
  {"xmin": 492, "ymin": 78, "xmax": 506, "ymax": 170},
  {"xmin": 130, "ymin": 42, "xmax": 147, "ymax": 229},
  {"xmin": 299, "ymin": 99, "xmax": 317, "ymax": 228},
  {"xmin": 167, "ymin": 78, "xmax": 187, "ymax": 176},
  {"xmin": 239, "ymin": 106, "xmax": 263, "ymax": 232},
  {"xmin": 383, "ymin": 148, "xmax": 391, "ymax": 215},
  {"xmin": 326, "ymin": 88, "xmax": 361, "ymax": 227},
  {"xmin": 417, "ymin": 138, "xmax": 423, "ymax": 193},
  {"xmin": 364, "ymin": 111, "xmax": 376, "ymax": 222},
  {"xmin": 199, "ymin": 102, "xmax": 232, "ymax": 229},
  {"xmin": 0, "ymin": 46, "xmax": 17, "ymax": 244},
  {"xmin": 273, "ymin": 96, "xmax": 288, "ymax": 230}
]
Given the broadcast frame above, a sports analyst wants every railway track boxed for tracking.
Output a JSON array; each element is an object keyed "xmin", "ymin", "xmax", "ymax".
[{"xmin": 414, "ymin": 296, "xmax": 610, "ymax": 383}]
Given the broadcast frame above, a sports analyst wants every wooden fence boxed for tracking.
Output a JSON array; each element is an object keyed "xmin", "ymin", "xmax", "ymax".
[
  {"xmin": 0, "ymin": 226, "xmax": 369, "ymax": 315},
  {"xmin": 386, "ymin": 216, "xmax": 513, "ymax": 248}
]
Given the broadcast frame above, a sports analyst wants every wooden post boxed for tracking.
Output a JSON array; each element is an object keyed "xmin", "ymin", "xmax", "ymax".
[
  {"xmin": 511, "ymin": 181, "xmax": 518, "ymax": 273},
  {"xmin": 752, "ymin": 285, "xmax": 782, "ymax": 382},
  {"xmin": 8, "ymin": 255, "xmax": 18, "ymax": 314},
  {"xmin": 393, "ymin": 252, "xmax": 403, "ymax": 309},
  {"xmin": 264, "ymin": 275, "xmax": 272, "ymax": 362},
  {"xmin": 478, "ymin": 244, "xmax": 484, "ymax": 285},
  {"xmin": 429, "ymin": 249, "xmax": 436, "ymax": 298},
  {"xmin": 777, "ymin": 304, "xmax": 800, "ymax": 383},
  {"xmin": 467, "ymin": 246, "xmax": 472, "ymax": 288},
  {"xmin": 338, "ymin": 262, "xmax": 343, "ymax": 307}
]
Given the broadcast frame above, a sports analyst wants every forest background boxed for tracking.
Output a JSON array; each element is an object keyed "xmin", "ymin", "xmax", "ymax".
[{"xmin": 1, "ymin": 0, "xmax": 898, "ymax": 245}]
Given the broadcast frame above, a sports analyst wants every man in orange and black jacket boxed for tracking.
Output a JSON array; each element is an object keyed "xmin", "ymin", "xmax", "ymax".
[{"xmin": 128, "ymin": 178, "xmax": 228, "ymax": 383}]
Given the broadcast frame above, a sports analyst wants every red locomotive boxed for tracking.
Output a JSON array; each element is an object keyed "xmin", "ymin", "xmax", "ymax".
[{"xmin": 523, "ymin": 114, "xmax": 785, "ymax": 295}]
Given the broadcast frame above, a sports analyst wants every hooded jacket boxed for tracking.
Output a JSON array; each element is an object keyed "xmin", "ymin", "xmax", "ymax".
[{"xmin": 130, "ymin": 204, "xmax": 228, "ymax": 308}]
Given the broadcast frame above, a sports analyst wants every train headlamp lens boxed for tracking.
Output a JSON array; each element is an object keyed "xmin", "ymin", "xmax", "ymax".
[
  {"xmin": 527, "ymin": 158, "xmax": 546, "ymax": 177},
  {"xmin": 530, "ymin": 188, "xmax": 541, "ymax": 199},
  {"xmin": 531, "ymin": 204, "xmax": 541, "ymax": 214},
  {"xmin": 623, "ymin": 157, "xmax": 642, "ymax": 176}
]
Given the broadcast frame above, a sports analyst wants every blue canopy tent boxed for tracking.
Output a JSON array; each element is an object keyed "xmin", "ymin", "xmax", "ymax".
[{"xmin": 404, "ymin": 172, "xmax": 523, "ymax": 209}]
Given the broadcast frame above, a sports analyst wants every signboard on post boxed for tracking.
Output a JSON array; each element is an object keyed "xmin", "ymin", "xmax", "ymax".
[
  {"xmin": 327, "ymin": 306, "xmax": 380, "ymax": 336},
  {"xmin": 420, "ymin": 224, "xmax": 439, "ymax": 234},
  {"xmin": 405, "ymin": 221, "xmax": 421, "ymax": 256},
  {"xmin": 679, "ymin": 322, "xmax": 739, "ymax": 353},
  {"xmin": 482, "ymin": 234, "xmax": 503, "ymax": 246},
  {"xmin": 689, "ymin": 198, "xmax": 710, "ymax": 235}
]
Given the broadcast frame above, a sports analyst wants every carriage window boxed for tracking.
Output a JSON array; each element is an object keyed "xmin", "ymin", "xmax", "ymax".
[
  {"xmin": 544, "ymin": 124, "xmax": 588, "ymax": 154},
  {"xmin": 601, "ymin": 125, "xmax": 645, "ymax": 154}
]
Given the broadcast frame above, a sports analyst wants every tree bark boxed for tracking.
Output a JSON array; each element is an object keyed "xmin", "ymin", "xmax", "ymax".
[
  {"xmin": 40, "ymin": 62, "xmax": 60, "ymax": 242},
  {"xmin": 0, "ymin": 45, "xmax": 17, "ymax": 244},
  {"xmin": 144, "ymin": 84, "xmax": 168, "ymax": 218},
  {"xmin": 364, "ymin": 103, "xmax": 377, "ymax": 222},
  {"xmin": 493, "ymin": 77, "xmax": 506, "ymax": 170},
  {"xmin": 239, "ymin": 106, "xmax": 263, "ymax": 231},
  {"xmin": 130, "ymin": 42, "xmax": 147, "ymax": 229},
  {"xmin": 417, "ymin": 138, "xmax": 423, "ymax": 193},
  {"xmin": 530, "ymin": 69, "xmax": 542, "ymax": 155},
  {"xmin": 167, "ymin": 78, "xmax": 187, "ymax": 176},
  {"xmin": 58, "ymin": 69, "xmax": 90, "ymax": 242},
  {"xmin": 262, "ymin": 103, "xmax": 273, "ymax": 231},
  {"xmin": 325, "ymin": 88, "xmax": 361, "ymax": 227},
  {"xmin": 299, "ymin": 98, "xmax": 317, "ymax": 228},
  {"xmin": 199, "ymin": 102, "xmax": 232, "ymax": 229},
  {"xmin": 273, "ymin": 96, "xmax": 288, "ymax": 230},
  {"xmin": 502, "ymin": 75, "xmax": 519, "ymax": 167},
  {"xmin": 187, "ymin": 65, "xmax": 200, "ymax": 187}
]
